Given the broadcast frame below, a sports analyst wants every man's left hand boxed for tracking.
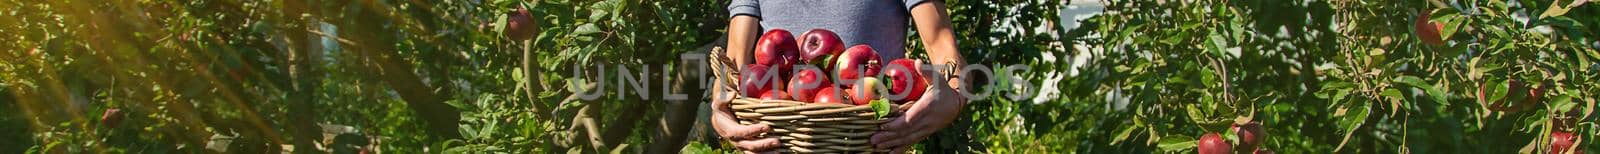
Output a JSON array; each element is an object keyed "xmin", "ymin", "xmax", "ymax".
[{"xmin": 870, "ymin": 71, "xmax": 964, "ymax": 152}]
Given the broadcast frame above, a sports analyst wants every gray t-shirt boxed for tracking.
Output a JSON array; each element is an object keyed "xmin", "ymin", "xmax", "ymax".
[{"xmin": 729, "ymin": 0, "xmax": 931, "ymax": 60}]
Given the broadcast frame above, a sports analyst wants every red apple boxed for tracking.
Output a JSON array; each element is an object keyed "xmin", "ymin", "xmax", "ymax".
[
  {"xmin": 740, "ymin": 64, "xmax": 784, "ymax": 97},
  {"xmin": 834, "ymin": 45, "xmax": 882, "ymax": 87},
  {"xmin": 759, "ymin": 90, "xmax": 791, "ymax": 101},
  {"xmin": 505, "ymin": 7, "xmax": 539, "ymax": 41},
  {"xmin": 800, "ymin": 29, "xmax": 844, "ymax": 65},
  {"xmin": 1552, "ymin": 131, "xmax": 1583, "ymax": 154},
  {"xmin": 813, "ymin": 87, "xmax": 846, "ymax": 104},
  {"xmin": 1416, "ymin": 9, "xmax": 1446, "ymax": 46},
  {"xmin": 101, "ymin": 108, "xmax": 123, "ymax": 128},
  {"xmin": 755, "ymin": 29, "xmax": 800, "ymax": 78},
  {"xmin": 1231, "ymin": 121, "xmax": 1265, "ymax": 150},
  {"xmin": 787, "ymin": 68, "xmax": 832, "ymax": 102},
  {"xmin": 848, "ymin": 77, "xmax": 884, "ymax": 105},
  {"xmin": 883, "ymin": 59, "xmax": 926, "ymax": 103},
  {"xmin": 1199, "ymin": 133, "xmax": 1231, "ymax": 154}
]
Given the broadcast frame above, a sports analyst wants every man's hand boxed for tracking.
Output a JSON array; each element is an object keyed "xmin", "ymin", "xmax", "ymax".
[
  {"xmin": 716, "ymin": 14, "xmax": 776, "ymax": 153},
  {"xmin": 710, "ymin": 81, "xmax": 781, "ymax": 153},
  {"xmin": 870, "ymin": 66, "xmax": 965, "ymax": 152}
]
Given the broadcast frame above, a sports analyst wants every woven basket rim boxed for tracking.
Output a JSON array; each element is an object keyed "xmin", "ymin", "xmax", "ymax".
[{"xmin": 730, "ymin": 97, "xmax": 899, "ymax": 152}]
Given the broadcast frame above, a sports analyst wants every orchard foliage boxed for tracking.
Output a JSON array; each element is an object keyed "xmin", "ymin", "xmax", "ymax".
[
  {"xmin": 0, "ymin": 0, "xmax": 664, "ymax": 152},
  {"xmin": 1068, "ymin": 0, "xmax": 1600, "ymax": 153},
  {"xmin": 1, "ymin": 0, "xmax": 1597, "ymax": 153}
]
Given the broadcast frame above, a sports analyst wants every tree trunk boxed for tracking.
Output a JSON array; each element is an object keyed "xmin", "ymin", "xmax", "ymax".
[
  {"xmin": 643, "ymin": 37, "xmax": 723, "ymax": 152},
  {"xmin": 335, "ymin": 3, "xmax": 462, "ymax": 140},
  {"xmin": 281, "ymin": 0, "xmax": 324, "ymax": 152}
]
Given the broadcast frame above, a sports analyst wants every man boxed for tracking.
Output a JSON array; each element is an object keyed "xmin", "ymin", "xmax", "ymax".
[{"xmin": 709, "ymin": 0, "xmax": 968, "ymax": 153}]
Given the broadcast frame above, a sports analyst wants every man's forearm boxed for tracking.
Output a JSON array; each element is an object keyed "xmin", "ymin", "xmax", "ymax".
[
  {"xmin": 727, "ymin": 16, "xmax": 762, "ymax": 67},
  {"xmin": 910, "ymin": 1, "xmax": 966, "ymax": 90}
]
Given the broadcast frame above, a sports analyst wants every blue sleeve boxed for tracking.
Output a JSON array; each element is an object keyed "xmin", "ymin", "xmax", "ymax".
[
  {"xmin": 729, "ymin": 0, "xmax": 760, "ymax": 18},
  {"xmin": 904, "ymin": 0, "xmax": 932, "ymax": 11}
]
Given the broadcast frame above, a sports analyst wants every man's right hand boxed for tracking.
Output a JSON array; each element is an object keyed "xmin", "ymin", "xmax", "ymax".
[{"xmin": 710, "ymin": 81, "xmax": 780, "ymax": 153}]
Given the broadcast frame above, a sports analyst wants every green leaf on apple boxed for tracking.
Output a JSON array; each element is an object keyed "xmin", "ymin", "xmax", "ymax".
[
  {"xmin": 1428, "ymin": 9, "xmax": 1467, "ymax": 44},
  {"xmin": 871, "ymin": 99, "xmax": 892, "ymax": 119},
  {"xmin": 494, "ymin": 14, "xmax": 508, "ymax": 35}
]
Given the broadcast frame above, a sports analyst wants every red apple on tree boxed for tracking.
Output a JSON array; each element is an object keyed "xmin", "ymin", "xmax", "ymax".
[
  {"xmin": 834, "ymin": 45, "xmax": 882, "ymax": 87},
  {"xmin": 813, "ymin": 86, "xmax": 846, "ymax": 104},
  {"xmin": 800, "ymin": 29, "xmax": 844, "ymax": 66},
  {"xmin": 1415, "ymin": 9, "xmax": 1446, "ymax": 46},
  {"xmin": 740, "ymin": 64, "xmax": 784, "ymax": 97},
  {"xmin": 1198, "ymin": 133, "xmax": 1231, "ymax": 154},
  {"xmin": 1551, "ymin": 131, "xmax": 1582, "ymax": 154},
  {"xmin": 883, "ymin": 59, "xmax": 926, "ymax": 103},
  {"xmin": 1231, "ymin": 121, "xmax": 1265, "ymax": 150},
  {"xmin": 755, "ymin": 29, "xmax": 801, "ymax": 78},
  {"xmin": 787, "ymin": 68, "xmax": 831, "ymax": 102},
  {"xmin": 1525, "ymin": 82, "xmax": 1546, "ymax": 106},
  {"xmin": 848, "ymin": 77, "xmax": 884, "ymax": 105},
  {"xmin": 505, "ymin": 7, "xmax": 539, "ymax": 41}
]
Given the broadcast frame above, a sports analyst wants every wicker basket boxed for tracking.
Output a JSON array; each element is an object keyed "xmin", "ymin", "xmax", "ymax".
[
  {"xmin": 710, "ymin": 47, "xmax": 900, "ymax": 153},
  {"xmin": 730, "ymin": 98, "xmax": 896, "ymax": 153}
]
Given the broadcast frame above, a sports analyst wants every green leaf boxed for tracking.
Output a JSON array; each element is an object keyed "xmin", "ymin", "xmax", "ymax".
[
  {"xmin": 1186, "ymin": 104, "xmax": 1206, "ymax": 124},
  {"xmin": 573, "ymin": 23, "xmax": 600, "ymax": 35},
  {"xmin": 1551, "ymin": 95, "xmax": 1577, "ymax": 112},
  {"xmin": 610, "ymin": 144, "xmax": 630, "ymax": 154},
  {"xmin": 1479, "ymin": 79, "xmax": 1505, "ymax": 105},
  {"xmin": 1430, "ymin": 9, "xmax": 1467, "ymax": 43},
  {"xmin": 1544, "ymin": 16, "xmax": 1586, "ymax": 36},
  {"xmin": 871, "ymin": 100, "xmax": 892, "ymax": 118},
  {"xmin": 566, "ymin": 78, "xmax": 592, "ymax": 92},
  {"xmin": 1205, "ymin": 31, "xmax": 1228, "ymax": 58},
  {"xmin": 587, "ymin": 0, "xmax": 614, "ymax": 21},
  {"xmin": 1379, "ymin": 87, "xmax": 1404, "ymax": 100},
  {"xmin": 679, "ymin": 142, "xmax": 716, "ymax": 154},
  {"xmin": 1156, "ymin": 134, "xmax": 1197, "ymax": 152},
  {"xmin": 494, "ymin": 14, "xmax": 509, "ymax": 36},
  {"xmin": 1381, "ymin": 89, "xmax": 1404, "ymax": 115},
  {"xmin": 1538, "ymin": 0, "xmax": 1585, "ymax": 19},
  {"xmin": 513, "ymin": 67, "xmax": 527, "ymax": 94},
  {"xmin": 461, "ymin": 124, "xmax": 479, "ymax": 140},
  {"xmin": 1394, "ymin": 75, "xmax": 1448, "ymax": 105},
  {"xmin": 1112, "ymin": 125, "xmax": 1140, "ymax": 143},
  {"xmin": 480, "ymin": 121, "xmax": 498, "ymax": 139},
  {"xmin": 1334, "ymin": 105, "xmax": 1369, "ymax": 151}
]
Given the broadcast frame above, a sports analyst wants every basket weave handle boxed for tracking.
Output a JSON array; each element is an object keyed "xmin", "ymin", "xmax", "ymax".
[{"xmin": 708, "ymin": 47, "xmax": 741, "ymax": 95}]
